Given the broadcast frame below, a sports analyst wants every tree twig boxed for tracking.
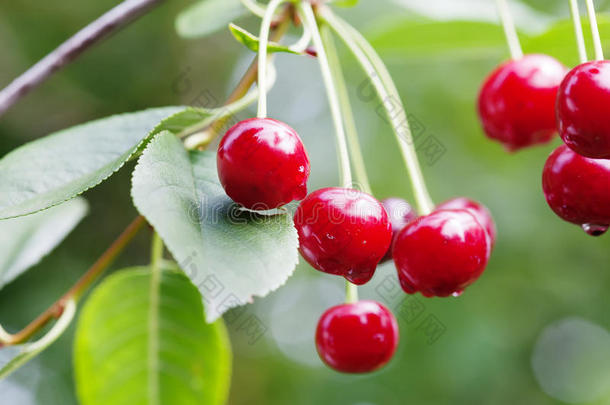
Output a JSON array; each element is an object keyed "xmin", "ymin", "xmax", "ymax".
[
  {"xmin": 0, "ymin": 0, "xmax": 164, "ymax": 118},
  {"xmin": 0, "ymin": 216, "xmax": 146, "ymax": 345}
]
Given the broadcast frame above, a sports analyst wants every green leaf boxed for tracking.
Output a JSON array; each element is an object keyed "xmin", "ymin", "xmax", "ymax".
[
  {"xmin": 523, "ymin": 15, "xmax": 610, "ymax": 68},
  {"xmin": 0, "ymin": 106, "xmax": 196, "ymax": 220},
  {"xmin": 0, "ymin": 197, "xmax": 88, "ymax": 291},
  {"xmin": 229, "ymin": 23, "xmax": 301, "ymax": 54},
  {"xmin": 74, "ymin": 267, "xmax": 231, "ymax": 405},
  {"xmin": 131, "ymin": 132, "xmax": 298, "ymax": 321},
  {"xmin": 0, "ymin": 299, "xmax": 76, "ymax": 379},
  {"xmin": 368, "ymin": 19, "xmax": 529, "ymax": 59},
  {"xmin": 176, "ymin": 0, "xmax": 246, "ymax": 39}
]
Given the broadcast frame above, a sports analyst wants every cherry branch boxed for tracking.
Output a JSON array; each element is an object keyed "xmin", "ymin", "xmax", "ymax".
[
  {"xmin": 0, "ymin": 7, "xmax": 294, "ymax": 346},
  {"xmin": 0, "ymin": 0, "xmax": 164, "ymax": 118},
  {"xmin": 0, "ymin": 216, "xmax": 146, "ymax": 345}
]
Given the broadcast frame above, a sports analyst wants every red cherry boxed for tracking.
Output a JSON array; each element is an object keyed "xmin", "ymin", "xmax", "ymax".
[
  {"xmin": 217, "ymin": 118, "xmax": 310, "ymax": 210},
  {"xmin": 477, "ymin": 54, "xmax": 567, "ymax": 151},
  {"xmin": 316, "ymin": 300, "xmax": 398, "ymax": 373},
  {"xmin": 436, "ymin": 197, "xmax": 496, "ymax": 245},
  {"xmin": 542, "ymin": 144, "xmax": 610, "ymax": 236},
  {"xmin": 393, "ymin": 209, "xmax": 490, "ymax": 297},
  {"xmin": 557, "ymin": 60, "xmax": 610, "ymax": 159},
  {"xmin": 380, "ymin": 197, "xmax": 417, "ymax": 262},
  {"xmin": 294, "ymin": 187, "xmax": 392, "ymax": 285}
]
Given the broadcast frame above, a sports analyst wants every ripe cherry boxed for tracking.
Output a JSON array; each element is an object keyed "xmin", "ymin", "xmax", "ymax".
[
  {"xmin": 557, "ymin": 60, "xmax": 610, "ymax": 159},
  {"xmin": 436, "ymin": 197, "xmax": 496, "ymax": 245},
  {"xmin": 542, "ymin": 144, "xmax": 610, "ymax": 236},
  {"xmin": 393, "ymin": 209, "xmax": 490, "ymax": 297},
  {"xmin": 294, "ymin": 187, "xmax": 392, "ymax": 285},
  {"xmin": 477, "ymin": 54, "xmax": 566, "ymax": 151},
  {"xmin": 316, "ymin": 300, "xmax": 398, "ymax": 373},
  {"xmin": 217, "ymin": 118, "xmax": 310, "ymax": 210},
  {"xmin": 380, "ymin": 197, "xmax": 417, "ymax": 262}
]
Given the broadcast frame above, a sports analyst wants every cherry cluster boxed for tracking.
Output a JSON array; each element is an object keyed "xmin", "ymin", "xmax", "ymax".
[
  {"xmin": 217, "ymin": 117, "xmax": 496, "ymax": 373},
  {"xmin": 478, "ymin": 55, "xmax": 610, "ymax": 236}
]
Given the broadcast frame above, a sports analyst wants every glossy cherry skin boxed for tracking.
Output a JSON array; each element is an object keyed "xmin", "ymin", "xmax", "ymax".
[
  {"xmin": 316, "ymin": 300, "xmax": 398, "ymax": 373},
  {"xmin": 478, "ymin": 54, "xmax": 567, "ymax": 151},
  {"xmin": 217, "ymin": 118, "xmax": 310, "ymax": 210},
  {"xmin": 557, "ymin": 60, "xmax": 610, "ymax": 159},
  {"xmin": 437, "ymin": 197, "xmax": 496, "ymax": 245},
  {"xmin": 542, "ymin": 144, "xmax": 610, "ymax": 235},
  {"xmin": 294, "ymin": 187, "xmax": 392, "ymax": 285},
  {"xmin": 380, "ymin": 197, "xmax": 417, "ymax": 262},
  {"xmin": 393, "ymin": 209, "xmax": 490, "ymax": 297}
]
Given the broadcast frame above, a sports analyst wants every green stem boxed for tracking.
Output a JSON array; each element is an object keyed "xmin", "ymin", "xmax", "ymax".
[
  {"xmin": 300, "ymin": 3, "xmax": 353, "ymax": 189},
  {"xmin": 495, "ymin": 0, "xmax": 523, "ymax": 59},
  {"xmin": 257, "ymin": 0, "xmax": 286, "ymax": 118},
  {"xmin": 585, "ymin": 0, "xmax": 604, "ymax": 60},
  {"xmin": 321, "ymin": 8, "xmax": 434, "ymax": 214},
  {"xmin": 321, "ymin": 23, "xmax": 372, "ymax": 194},
  {"xmin": 569, "ymin": 0, "xmax": 588, "ymax": 63},
  {"xmin": 345, "ymin": 281, "xmax": 359, "ymax": 304}
]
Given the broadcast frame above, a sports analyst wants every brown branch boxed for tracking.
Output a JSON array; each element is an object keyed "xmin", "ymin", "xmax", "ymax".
[
  {"xmin": 0, "ymin": 0, "xmax": 164, "ymax": 118},
  {"xmin": 0, "ymin": 216, "xmax": 146, "ymax": 345}
]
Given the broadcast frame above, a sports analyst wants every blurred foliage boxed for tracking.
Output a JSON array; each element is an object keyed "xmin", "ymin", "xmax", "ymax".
[{"xmin": 1, "ymin": 0, "xmax": 610, "ymax": 404}]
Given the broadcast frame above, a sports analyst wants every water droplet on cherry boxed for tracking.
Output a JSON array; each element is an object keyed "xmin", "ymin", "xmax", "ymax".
[{"xmin": 581, "ymin": 223, "xmax": 609, "ymax": 237}]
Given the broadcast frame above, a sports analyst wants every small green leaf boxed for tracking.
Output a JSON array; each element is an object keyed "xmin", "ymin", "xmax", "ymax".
[
  {"xmin": 74, "ymin": 267, "xmax": 231, "ymax": 405},
  {"xmin": 229, "ymin": 23, "xmax": 301, "ymax": 54},
  {"xmin": 0, "ymin": 197, "xmax": 88, "ymax": 291},
  {"xmin": 0, "ymin": 299, "xmax": 76, "ymax": 379},
  {"xmin": 176, "ymin": 0, "xmax": 246, "ymax": 39},
  {"xmin": 131, "ymin": 132, "xmax": 298, "ymax": 321},
  {"xmin": 0, "ymin": 106, "xmax": 194, "ymax": 220}
]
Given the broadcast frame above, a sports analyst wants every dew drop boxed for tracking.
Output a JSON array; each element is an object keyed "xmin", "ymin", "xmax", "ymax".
[
  {"xmin": 452, "ymin": 289, "xmax": 464, "ymax": 297},
  {"xmin": 581, "ymin": 223, "xmax": 609, "ymax": 237}
]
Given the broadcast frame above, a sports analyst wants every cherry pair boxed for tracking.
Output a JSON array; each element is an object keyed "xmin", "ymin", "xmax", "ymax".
[
  {"xmin": 295, "ymin": 189, "xmax": 494, "ymax": 297},
  {"xmin": 392, "ymin": 197, "xmax": 494, "ymax": 297},
  {"xmin": 480, "ymin": 54, "xmax": 610, "ymax": 156}
]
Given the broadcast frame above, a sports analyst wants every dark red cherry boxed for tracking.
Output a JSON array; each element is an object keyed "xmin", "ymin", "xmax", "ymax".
[
  {"xmin": 380, "ymin": 197, "xmax": 417, "ymax": 262},
  {"xmin": 294, "ymin": 187, "xmax": 392, "ymax": 285},
  {"xmin": 542, "ymin": 144, "xmax": 610, "ymax": 236},
  {"xmin": 217, "ymin": 118, "xmax": 310, "ymax": 210},
  {"xmin": 316, "ymin": 300, "xmax": 398, "ymax": 373},
  {"xmin": 478, "ymin": 54, "xmax": 567, "ymax": 151},
  {"xmin": 437, "ymin": 197, "xmax": 496, "ymax": 245},
  {"xmin": 393, "ymin": 209, "xmax": 490, "ymax": 297},
  {"xmin": 557, "ymin": 60, "xmax": 610, "ymax": 159}
]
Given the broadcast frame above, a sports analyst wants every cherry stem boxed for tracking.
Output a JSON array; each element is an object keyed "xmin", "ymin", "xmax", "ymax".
[
  {"xmin": 0, "ymin": 216, "xmax": 146, "ymax": 346},
  {"xmin": 257, "ymin": 0, "xmax": 286, "ymax": 118},
  {"xmin": 496, "ymin": 0, "xmax": 523, "ymax": 60},
  {"xmin": 321, "ymin": 8, "xmax": 434, "ymax": 215},
  {"xmin": 299, "ymin": 3, "xmax": 353, "ymax": 189},
  {"xmin": 569, "ymin": 0, "xmax": 589, "ymax": 63},
  {"xmin": 321, "ymin": 24, "xmax": 372, "ymax": 194},
  {"xmin": 345, "ymin": 281, "xmax": 359, "ymax": 304},
  {"xmin": 585, "ymin": 0, "xmax": 604, "ymax": 60}
]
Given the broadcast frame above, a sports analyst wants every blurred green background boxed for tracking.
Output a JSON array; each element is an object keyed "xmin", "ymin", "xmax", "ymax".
[{"xmin": 2, "ymin": 0, "xmax": 610, "ymax": 403}]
